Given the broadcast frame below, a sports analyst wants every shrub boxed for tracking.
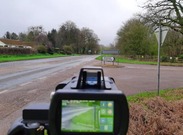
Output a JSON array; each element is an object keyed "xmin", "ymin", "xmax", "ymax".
[
  {"xmin": 47, "ymin": 47, "xmax": 54, "ymax": 55},
  {"xmin": 161, "ymin": 56, "xmax": 169, "ymax": 62},
  {"xmin": 179, "ymin": 54, "xmax": 183, "ymax": 60},
  {"xmin": 37, "ymin": 45, "xmax": 47, "ymax": 54},
  {"xmin": 0, "ymin": 47, "xmax": 36, "ymax": 55},
  {"xmin": 63, "ymin": 45, "xmax": 73, "ymax": 55},
  {"xmin": 54, "ymin": 48, "xmax": 60, "ymax": 53}
]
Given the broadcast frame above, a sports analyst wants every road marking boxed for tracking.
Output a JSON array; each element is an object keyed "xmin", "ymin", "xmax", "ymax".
[
  {"xmin": 27, "ymin": 89, "xmax": 38, "ymax": 94},
  {"xmin": 19, "ymin": 82, "xmax": 32, "ymax": 86},
  {"xmin": 38, "ymin": 77, "xmax": 47, "ymax": 80},
  {"xmin": 0, "ymin": 90, "xmax": 8, "ymax": 95}
]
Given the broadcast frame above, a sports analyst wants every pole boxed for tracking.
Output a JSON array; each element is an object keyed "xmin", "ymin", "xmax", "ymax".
[{"xmin": 157, "ymin": 20, "xmax": 162, "ymax": 96}]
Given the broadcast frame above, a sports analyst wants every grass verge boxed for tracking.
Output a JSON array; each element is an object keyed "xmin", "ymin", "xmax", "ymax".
[
  {"xmin": 96, "ymin": 56, "xmax": 183, "ymax": 66},
  {"xmin": 127, "ymin": 88, "xmax": 183, "ymax": 103},
  {"xmin": 0, "ymin": 54, "xmax": 70, "ymax": 62},
  {"xmin": 72, "ymin": 109, "xmax": 94, "ymax": 126}
]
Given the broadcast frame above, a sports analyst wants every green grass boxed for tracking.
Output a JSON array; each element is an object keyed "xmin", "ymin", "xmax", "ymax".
[
  {"xmin": 96, "ymin": 56, "xmax": 183, "ymax": 66},
  {"xmin": 0, "ymin": 53, "xmax": 70, "ymax": 62},
  {"xmin": 96, "ymin": 56, "xmax": 156, "ymax": 65},
  {"xmin": 116, "ymin": 57, "xmax": 156, "ymax": 65},
  {"xmin": 127, "ymin": 88, "xmax": 183, "ymax": 103},
  {"xmin": 72, "ymin": 109, "xmax": 94, "ymax": 126}
]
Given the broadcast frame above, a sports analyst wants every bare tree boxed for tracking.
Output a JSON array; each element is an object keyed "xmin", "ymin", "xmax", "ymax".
[{"xmin": 141, "ymin": 0, "xmax": 183, "ymax": 33}]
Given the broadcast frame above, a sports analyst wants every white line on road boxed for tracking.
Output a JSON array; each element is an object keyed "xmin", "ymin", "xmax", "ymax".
[
  {"xmin": 0, "ymin": 90, "xmax": 8, "ymax": 95},
  {"xmin": 38, "ymin": 77, "xmax": 47, "ymax": 80},
  {"xmin": 19, "ymin": 82, "xmax": 32, "ymax": 87},
  {"xmin": 27, "ymin": 89, "xmax": 38, "ymax": 94}
]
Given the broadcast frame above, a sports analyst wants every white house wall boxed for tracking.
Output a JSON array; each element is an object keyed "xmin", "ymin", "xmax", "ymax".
[{"xmin": 0, "ymin": 41, "xmax": 6, "ymax": 47}]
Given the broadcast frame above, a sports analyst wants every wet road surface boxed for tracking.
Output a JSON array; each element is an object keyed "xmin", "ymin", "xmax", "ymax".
[
  {"xmin": 0, "ymin": 55, "xmax": 96, "ymax": 91},
  {"xmin": 1, "ymin": 58, "xmax": 183, "ymax": 134}
]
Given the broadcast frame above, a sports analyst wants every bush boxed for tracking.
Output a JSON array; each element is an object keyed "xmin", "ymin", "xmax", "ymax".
[
  {"xmin": 63, "ymin": 45, "xmax": 73, "ymax": 55},
  {"xmin": 170, "ymin": 57, "xmax": 176, "ymax": 63},
  {"xmin": 47, "ymin": 47, "xmax": 54, "ymax": 55},
  {"xmin": 0, "ymin": 47, "xmax": 36, "ymax": 55},
  {"xmin": 37, "ymin": 45, "xmax": 47, "ymax": 54},
  {"xmin": 161, "ymin": 56, "xmax": 169, "ymax": 62},
  {"xmin": 179, "ymin": 54, "xmax": 183, "ymax": 60},
  {"xmin": 54, "ymin": 48, "xmax": 60, "ymax": 53}
]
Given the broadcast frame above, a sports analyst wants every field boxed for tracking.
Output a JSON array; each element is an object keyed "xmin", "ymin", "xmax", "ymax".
[
  {"xmin": 97, "ymin": 55, "xmax": 183, "ymax": 66},
  {"xmin": 0, "ymin": 54, "xmax": 68, "ymax": 62},
  {"xmin": 127, "ymin": 89, "xmax": 183, "ymax": 135}
]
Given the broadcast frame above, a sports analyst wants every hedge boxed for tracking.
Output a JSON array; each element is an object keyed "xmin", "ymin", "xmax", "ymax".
[{"xmin": 0, "ymin": 47, "xmax": 36, "ymax": 55}]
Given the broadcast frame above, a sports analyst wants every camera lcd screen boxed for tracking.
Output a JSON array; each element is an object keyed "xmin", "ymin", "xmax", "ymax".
[
  {"xmin": 86, "ymin": 72, "xmax": 98, "ymax": 85},
  {"xmin": 61, "ymin": 100, "xmax": 114, "ymax": 133}
]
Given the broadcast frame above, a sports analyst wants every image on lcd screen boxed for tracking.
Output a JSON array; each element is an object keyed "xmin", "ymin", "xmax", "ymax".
[
  {"xmin": 86, "ymin": 72, "xmax": 98, "ymax": 85},
  {"xmin": 61, "ymin": 100, "xmax": 114, "ymax": 132}
]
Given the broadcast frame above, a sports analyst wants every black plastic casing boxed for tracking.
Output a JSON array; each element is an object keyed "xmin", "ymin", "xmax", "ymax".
[
  {"xmin": 49, "ymin": 89, "xmax": 129, "ymax": 135},
  {"xmin": 23, "ymin": 103, "xmax": 49, "ymax": 123}
]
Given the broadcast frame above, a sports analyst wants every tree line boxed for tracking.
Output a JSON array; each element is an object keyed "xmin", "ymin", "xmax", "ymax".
[
  {"xmin": 3, "ymin": 21, "xmax": 100, "ymax": 54},
  {"xmin": 115, "ymin": 0, "xmax": 183, "ymax": 61},
  {"xmin": 3, "ymin": 0, "xmax": 183, "ymax": 59}
]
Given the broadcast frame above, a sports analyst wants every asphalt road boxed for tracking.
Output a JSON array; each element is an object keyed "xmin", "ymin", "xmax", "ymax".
[
  {"xmin": 0, "ymin": 55, "xmax": 97, "ymax": 91},
  {"xmin": 1, "ymin": 56, "xmax": 183, "ymax": 134},
  {"xmin": 102, "ymin": 63, "xmax": 183, "ymax": 95},
  {"xmin": 0, "ymin": 56, "xmax": 99, "ymax": 135}
]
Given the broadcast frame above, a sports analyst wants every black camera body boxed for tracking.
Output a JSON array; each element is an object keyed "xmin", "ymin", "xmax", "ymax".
[{"xmin": 8, "ymin": 66, "xmax": 129, "ymax": 135}]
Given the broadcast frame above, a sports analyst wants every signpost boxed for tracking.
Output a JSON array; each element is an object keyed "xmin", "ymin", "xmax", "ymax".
[
  {"xmin": 102, "ymin": 50, "xmax": 119, "ymax": 55},
  {"xmin": 155, "ymin": 22, "xmax": 169, "ymax": 96},
  {"xmin": 102, "ymin": 56, "xmax": 115, "ymax": 65},
  {"xmin": 101, "ymin": 50, "xmax": 119, "ymax": 65}
]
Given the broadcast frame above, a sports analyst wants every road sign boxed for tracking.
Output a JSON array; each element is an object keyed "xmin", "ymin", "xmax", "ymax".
[
  {"xmin": 102, "ymin": 57, "xmax": 115, "ymax": 62},
  {"xmin": 155, "ymin": 24, "xmax": 169, "ymax": 96},
  {"xmin": 102, "ymin": 50, "xmax": 119, "ymax": 55},
  {"xmin": 155, "ymin": 27, "xmax": 169, "ymax": 46}
]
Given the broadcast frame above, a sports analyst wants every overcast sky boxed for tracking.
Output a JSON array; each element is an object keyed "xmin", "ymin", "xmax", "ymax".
[{"xmin": 0, "ymin": 0, "xmax": 146, "ymax": 45}]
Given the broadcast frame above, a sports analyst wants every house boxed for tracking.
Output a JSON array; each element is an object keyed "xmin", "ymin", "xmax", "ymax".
[
  {"xmin": 0, "ymin": 39, "xmax": 33, "ymax": 48},
  {"xmin": 0, "ymin": 41, "xmax": 6, "ymax": 47}
]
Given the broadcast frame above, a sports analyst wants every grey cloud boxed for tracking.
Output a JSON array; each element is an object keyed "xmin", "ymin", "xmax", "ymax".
[{"xmin": 0, "ymin": 0, "xmax": 142, "ymax": 45}]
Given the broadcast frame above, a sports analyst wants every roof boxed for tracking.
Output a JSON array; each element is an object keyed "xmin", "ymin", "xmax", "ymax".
[
  {"xmin": 0, "ymin": 39, "xmax": 34, "ymax": 47},
  {"xmin": 0, "ymin": 41, "xmax": 6, "ymax": 47}
]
